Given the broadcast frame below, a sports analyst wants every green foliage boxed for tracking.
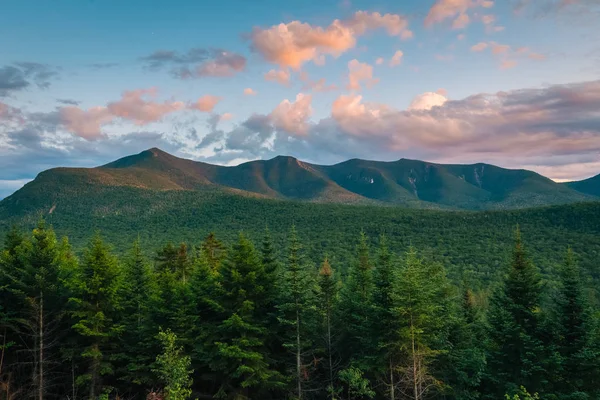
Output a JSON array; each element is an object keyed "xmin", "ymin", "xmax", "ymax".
[
  {"xmin": 505, "ymin": 386, "xmax": 540, "ymax": 400},
  {"xmin": 339, "ymin": 367, "xmax": 376, "ymax": 400},
  {"xmin": 153, "ymin": 328, "xmax": 194, "ymax": 400}
]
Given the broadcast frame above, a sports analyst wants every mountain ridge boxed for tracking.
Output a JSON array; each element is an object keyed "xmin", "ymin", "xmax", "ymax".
[{"xmin": 4, "ymin": 148, "xmax": 598, "ymax": 211}]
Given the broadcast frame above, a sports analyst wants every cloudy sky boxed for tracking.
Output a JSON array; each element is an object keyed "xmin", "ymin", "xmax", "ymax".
[{"xmin": 1, "ymin": 0, "xmax": 600, "ymax": 199}]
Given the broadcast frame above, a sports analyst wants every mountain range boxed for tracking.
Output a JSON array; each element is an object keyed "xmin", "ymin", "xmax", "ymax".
[{"xmin": 1, "ymin": 148, "xmax": 598, "ymax": 212}]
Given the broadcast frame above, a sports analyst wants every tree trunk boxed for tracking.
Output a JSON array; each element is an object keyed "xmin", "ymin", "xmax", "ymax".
[
  {"xmin": 89, "ymin": 343, "xmax": 99, "ymax": 400},
  {"xmin": 390, "ymin": 357, "xmax": 395, "ymax": 400},
  {"xmin": 296, "ymin": 308, "xmax": 302, "ymax": 400},
  {"xmin": 39, "ymin": 291, "xmax": 44, "ymax": 400},
  {"xmin": 326, "ymin": 307, "xmax": 334, "ymax": 400},
  {"xmin": 0, "ymin": 327, "xmax": 6, "ymax": 377},
  {"xmin": 411, "ymin": 315, "xmax": 418, "ymax": 400}
]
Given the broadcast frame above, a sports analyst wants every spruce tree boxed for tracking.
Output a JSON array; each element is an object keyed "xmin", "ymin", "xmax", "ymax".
[
  {"xmin": 484, "ymin": 227, "xmax": 545, "ymax": 398},
  {"xmin": 372, "ymin": 235, "xmax": 400, "ymax": 399},
  {"xmin": 212, "ymin": 233, "xmax": 284, "ymax": 398},
  {"xmin": 3, "ymin": 220, "xmax": 72, "ymax": 400},
  {"xmin": 68, "ymin": 233, "xmax": 122, "ymax": 399},
  {"xmin": 117, "ymin": 239, "xmax": 156, "ymax": 391},
  {"xmin": 393, "ymin": 247, "xmax": 450, "ymax": 400},
  {"xmin": 317, "ymin": 256, "xmax": 340, "ymax": 400},
  {"xmin": 339, "ymin": 231, "xmax": 375, "ymax": 371},
  {"xmin": 278, "ymin": 226, "xmax": 317, "ymax": 399},
  {"xmin": 201, "ymin": 232, "xmax": 226, "ymax": 273},
  {"xmin": 552, "ymin": 248, "xmax": 599, "ymax": 398}
]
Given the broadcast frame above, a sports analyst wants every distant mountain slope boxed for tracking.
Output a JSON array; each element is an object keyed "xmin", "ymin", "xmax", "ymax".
[
  {"xmin": 564, "ymin": 174, "xmax": 600, "ymax": 197},
  {"xmin": 1, "ymin": 148, "xmax": 596, "ymax": 212}
]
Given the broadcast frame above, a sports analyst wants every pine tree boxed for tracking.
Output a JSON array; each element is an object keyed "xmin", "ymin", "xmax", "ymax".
[
  {"xmin": 201, "ymin": 232, "xmax": 226, "ymax": 273},
  {"xmin": 278, "ymin": 226, "xmax": 317, "ymax": 399},
  {"xmin": 339, "ymin": 232, "xmax": 375, "ymax": 371},
  {"xmin": 3, "ymin": 220, "xmax": 72, "ymax": 400},
  {"xmin": 317, "ymin": 256, "xmax": 340, "ymax": 400},
  {"xmin": 393, "ymin": 247, "xmax": 450, "ymax": 400},
  {"xmin": 484, "ymin": 227, "xmax": 545, "ymax": 398},
  {"xmin": 212, "ymin": 233, "xmax": 285, "ymax": 398},
  {"xmin": 372, "ymin": 235, "xmax": 400, "ymax": 400},
  {"xmin": 68, "ymin": 233, "xmax": 122, "ymax": 399},
  {"xmin": 117, "ymin": 239, "xmax": 156, "ymax": 391},
  {"xmin": 552, "ymin": 248, "xmax": 600, "ymax": 398}
]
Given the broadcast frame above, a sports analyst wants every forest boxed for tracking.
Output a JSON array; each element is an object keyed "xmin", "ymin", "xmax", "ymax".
[{"xmin": 0, "ymin": 220, "xmax": 599, "ymax": 400}]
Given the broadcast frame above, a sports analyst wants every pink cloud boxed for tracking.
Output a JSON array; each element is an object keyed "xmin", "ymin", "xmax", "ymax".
[
  {"xmin": 190, "ymin": 95, "xmax": 221, "ymax": 112},
  {"xmin": 244, "ymin": 88, "xmax": 257, "ymax": 96},
  {"xmin": 249, "ymin": 11, "xmax": 412, "ymax": 69},
  {"xmin": 59, "ymin": 88, "xmax": 218, "ymax": 140},
  {"xmin": 264, "ymin": 69, "xmax": 291, "ymax": 86},
  {"xmin": 107, "ymin": 88, "xmax": 186, "ymax": 125},
  {"xmin": 408, "ymin": 91, "xmax": 448, "ymax": 110},
  {"xmin": 375, "ymin": 57, "xmax": 384, "ymax": 65},
  {"xmin": 471, "ymin": 42, "xmax": 489, "ymax": 52},
  {"xmin": 270, "ymin": 93, "xmax": 313, "ymax": 136},
  {"xmin": 389, "ymin": 50, "xmax": 404, "ymax": 66},
  {"xmin": 452, "ymin": 13, "xmax": 471, "ymax": 29},
  {"xmin": 60, "ymin": 106, "xmax": 113, "ymax": 140},
  {"xmin": 425, "ymin": 0, "xmax": 494, "ymax": 28},
  {"xmin": 500, "ymin": 60, "xmax": 518, "ymax": 69},
  {"xmin": 299, "ymin": 72, "xmax": 337, "ymax": 92},
  {"xmin": 457, "ymin": 33, "xmax": 466, "ymax": 40},
  {"xmin": 347, "ymin": 59, "xmax": 379, "ymax": 91}
]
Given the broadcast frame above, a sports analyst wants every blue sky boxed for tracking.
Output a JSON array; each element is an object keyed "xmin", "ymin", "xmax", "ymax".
[{"xmin": 1, "ymin": 0, "xmax": 599, "ymax": 199}]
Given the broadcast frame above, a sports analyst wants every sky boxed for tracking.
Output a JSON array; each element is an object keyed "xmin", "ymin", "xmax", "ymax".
[{"xmin": 1, "ymin": 0, "xmax": 600, "ymax": 199}]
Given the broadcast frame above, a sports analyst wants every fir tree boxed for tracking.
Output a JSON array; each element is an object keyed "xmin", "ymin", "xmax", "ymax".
[
  {"xmin": 317, "ymin": 256, "xmax": 340, "ymax": 400},
  {"xmin": 552, "ymin": 248, "xmax": 599, "ymax": 398},
  {"xmin": 393, "ymin": 247, "xmax": 450, "ymax": 400},
  {"xmin": 212, "ymin": 233, "xmax": 285, "ymax": 398},
  {"xmin": 278, "ymin": 226, "xmax": 317, "ymax": 399},
  {"xmin": 117, "ymin": 239, "xmax": 156, "ymax": 390},
  {"xmin": 484, "ymin": 227, "xmax": 545, "ymax": 398},
  {"xmin": 339, "ymin": 232, "xmax": 375, "ymax": 371},
  {"xmin": 68, "ymin": 233, "xmax": 122, "ymax": 399}
]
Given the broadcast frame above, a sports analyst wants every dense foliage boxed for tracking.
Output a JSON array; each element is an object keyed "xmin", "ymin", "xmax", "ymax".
[{"xmin": 1, "ymin": 221, "xmax": 598, "ymax": 399}]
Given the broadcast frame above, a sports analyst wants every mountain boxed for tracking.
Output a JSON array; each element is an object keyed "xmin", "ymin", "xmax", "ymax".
[
  {"xmin": 1, "ymin": 148, "xmax": 596, "ymax": 214},
  {"xmin": 564, "ymin": 173, "xmax": 600, "ymax": 197}
]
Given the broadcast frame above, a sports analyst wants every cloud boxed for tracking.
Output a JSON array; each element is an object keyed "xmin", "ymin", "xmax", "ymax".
[
  {"xmin": 471, "ymin": 42, "xmax": 489, "ymax": 52},
  {"xmin": 299, "ymin": 72, "xmax": 337, "ymax": 92},
  {"xmin": 0, "ymin": 102, "xmax": 24, "ymax": 125},
  {"xmin": 425, "ymin": 0, "xmax": 495, "ymax": 29},
  {"xmin": 244, "ymin": 88, "xmax": 257, "ymax": 96},
  {"xmin": 389, "ymin": 50, "xmax": 404, "ymax": 66},
  {"xmin": 189, "ymin": 95, "xmax": 222, "ymax": 112},
  {"xmin": 471, "ymin": 41, "xmax": 545, "ymax": 68},
  {"xmin": 0, "ymin": 63, "xmax": 59, "ymax": 96},
  {"xmin": 59, "ymin": 88, "xmax": 219, "ymax": 139},
  {"xmin": 249, "ymin": 11, "xmax": 412, "ymax": 69},
  {"xmin": 452, "ymin": 13, "xmax": 471, "ymax": 29},
  {"xmin": 140, "ymin": 48, "xmax": 246, "ymax": 78},
  {"xmin": 408, "ymin": 91, "xmax": 448, "ymax": 110},
  {"xmin": 375, "ymin": 57, "xmax": 384, "ymax": 65},
  {"xmin": 270, "ymin": 93, "xmax": 313, "ymax": 136},
  {"xmin": 56, "ymin": 98, "xmax": 81, "ymax": 106},
  {"xmin": 347, "ymin": 59, "xmax": 379, "ymax": 91},
  {"xmin": 264, "ymin": 69, "xmax": 291, "ymax": 86}
]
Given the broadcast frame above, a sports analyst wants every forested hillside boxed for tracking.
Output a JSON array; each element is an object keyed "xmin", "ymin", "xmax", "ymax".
[
  {"xmin": 2, "ymin": 148, "xmax": 596, "ymax": 210},
  {"xmin": 1, "ymin": 222, "xmax": 598, "ymax": 399}
]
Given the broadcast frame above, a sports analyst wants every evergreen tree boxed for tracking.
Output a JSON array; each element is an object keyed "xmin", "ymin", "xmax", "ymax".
[
  {"xmin": 212, "ymin": 233, "xmax": 284, "ymax": 398},
  {"xmin": 117, "ymin": 239, "xmax": 156, "ymax": 391},
  {"xmin": 393, "ymin": 247, "xmax": 450, "ymax": 400},
  {"xmin": 317, "ymin": 256, "xmax": 340, "ymax": 400},
  {"xmin": 484, "ymin": 227, "xmax": 545, "ymax": 398},
  {"xmin": 278, "ymin": 226, "xmax": 317, "ymax": 399},
  {"xmin": 201, "ymin": 232, "xmax": 226, "ymax": 273},
  {"xmin": 372, "ymin": 235, "xmax": 401, "ymax": 399},
  {"xmin": 339, "ymin": 232, "xmax": 375, "ymax": 371},
  {"xmin": 3, "ymin": 220, "xmax": 72, "ymax": 400},
  {"xmin": 68, "ymin": 233, "xmax": 122, "ymax": 399},
  {"xmin": 552, "ymin": 248, "xmax": 599, "ymax": 398}
]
